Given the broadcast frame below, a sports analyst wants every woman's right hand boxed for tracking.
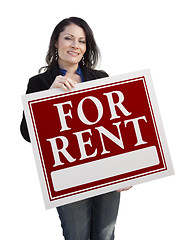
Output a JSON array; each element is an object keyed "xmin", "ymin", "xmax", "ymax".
[{"xmin": 50, "ymin": 75, "xmax": 77, "ymax": 91}]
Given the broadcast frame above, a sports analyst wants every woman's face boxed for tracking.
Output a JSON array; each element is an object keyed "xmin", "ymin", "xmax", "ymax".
[{"xmin": 56, "ymin": 24, "xmax": 86, "ymax": 68}]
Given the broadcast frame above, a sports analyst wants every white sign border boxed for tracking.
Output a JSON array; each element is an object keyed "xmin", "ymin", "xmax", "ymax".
[{"xmin": 22, "ymin": 69, "xmax": 174, "ymax": 209}]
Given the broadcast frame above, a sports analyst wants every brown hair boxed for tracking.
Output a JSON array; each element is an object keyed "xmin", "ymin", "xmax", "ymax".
[{"xmin": 39, "ymin": 17, "xmax": 100, "ymax": 73}]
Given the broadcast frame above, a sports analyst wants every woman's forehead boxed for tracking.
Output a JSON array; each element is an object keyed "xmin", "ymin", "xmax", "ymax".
[{"xmin": 60, "ymin": 24, "xmax": 86, "ymax": 38}]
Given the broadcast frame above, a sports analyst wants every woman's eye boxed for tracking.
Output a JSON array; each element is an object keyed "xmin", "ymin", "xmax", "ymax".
[
  {"xmin": 79, "ymin": 40, "xmax": 86, "ymax": 44},
  {"xmin": 65, "ymin": 37, "xmax": 72, "ymax": 40}
]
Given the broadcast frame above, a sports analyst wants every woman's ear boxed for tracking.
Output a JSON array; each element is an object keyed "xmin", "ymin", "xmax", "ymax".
[{"xmin": 54, "ymin": 41, "xmax": 58, "ymax": 48}]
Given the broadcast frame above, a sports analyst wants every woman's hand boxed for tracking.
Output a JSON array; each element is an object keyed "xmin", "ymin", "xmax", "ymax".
[
  {"xmin": 117, "ymin": 186, "xmax": 132, "ymax": 192},
  {"xmin": 50, "ymin": 75, "xmax": 77, "ymax": 91}
]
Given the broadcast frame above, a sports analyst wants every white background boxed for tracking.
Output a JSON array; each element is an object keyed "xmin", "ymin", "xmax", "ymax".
[{"xmin": 0, "ymin": 0, "xmax": 194, "ymax": 239}]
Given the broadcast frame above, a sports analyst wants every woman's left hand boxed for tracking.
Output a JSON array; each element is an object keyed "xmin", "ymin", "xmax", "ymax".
[{"xmin": 117, "ymin": 186, "xmax": 132, "ymax": 192}]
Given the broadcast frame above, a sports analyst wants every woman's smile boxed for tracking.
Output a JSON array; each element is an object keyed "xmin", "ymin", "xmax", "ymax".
[{"xmin": 67, "ymin": 51, "xmax": 80, "ymax": 57}]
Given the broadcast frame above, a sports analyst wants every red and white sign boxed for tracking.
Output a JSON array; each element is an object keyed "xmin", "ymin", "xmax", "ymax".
[{"xmin": 22, "ymin": 69, "xmax": 174, "ymax": 209}]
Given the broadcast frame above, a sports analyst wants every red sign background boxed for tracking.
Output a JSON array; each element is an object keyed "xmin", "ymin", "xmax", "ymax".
[
  {"xmin": 22, "ymin": 70, "xmax": 174, "ymax": 208},
  {"xmin": 28, "ymin": 76, "xmax": 167, "ymax": 202}
]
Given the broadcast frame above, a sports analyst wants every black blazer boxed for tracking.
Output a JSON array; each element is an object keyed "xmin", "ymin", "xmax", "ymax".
[{"xmin": 20, "ymin": 62, "xmax": 108, "ymax": 142}]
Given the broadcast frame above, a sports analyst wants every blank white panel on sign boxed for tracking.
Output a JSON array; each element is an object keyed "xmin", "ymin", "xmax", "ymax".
[{"xmin": 51, "ymin": 146, "xmax": 159, "ymax": 192}]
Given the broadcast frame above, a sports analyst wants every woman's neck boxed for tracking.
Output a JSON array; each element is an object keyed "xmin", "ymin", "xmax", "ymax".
[{"xmin": 58, "ymin": 60, "xmax": 78, "ymax": 76}]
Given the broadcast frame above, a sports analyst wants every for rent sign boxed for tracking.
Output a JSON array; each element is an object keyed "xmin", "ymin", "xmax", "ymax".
[{"xmin": 22, "ymin": 69, "xmax": 174, "ymax": 209}]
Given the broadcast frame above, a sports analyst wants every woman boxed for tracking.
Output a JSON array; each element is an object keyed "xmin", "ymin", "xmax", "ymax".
[{"xmin": 20, "ymin": 17, "xmax": 131, "ymax": 240}]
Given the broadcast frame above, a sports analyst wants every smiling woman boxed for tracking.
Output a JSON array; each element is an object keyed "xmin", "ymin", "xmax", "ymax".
[
  {"xmin": 20, "ymin": 17, "xmax": 130, "ymax": 240},
  {"xmin": 43, "ymin": 17, "xmax": 99, "ymax": 71},
  {"xmin": 55, "ymin": 24, "xmax": 87, "ymax": 73},
  {"xmin": 49, "ymin": 24, "xmax": 87, "ymax": 89}
]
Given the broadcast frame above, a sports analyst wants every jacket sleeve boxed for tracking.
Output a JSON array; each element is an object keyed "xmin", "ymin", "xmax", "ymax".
[
  {"xmin": 20, "ymin": 75, "xmax": 47, "ymax": 142},
  {"xmin": 20, "ymin": 112, "xmax": 30, "ymax": 142}
]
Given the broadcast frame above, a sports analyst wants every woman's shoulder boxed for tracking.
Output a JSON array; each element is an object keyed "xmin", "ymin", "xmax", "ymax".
[
  {"xmin": 83, "ymin": 67, "xmax": 109, "ymax": 81},
  {"xmin": 87, "ymin": 68, "xmax": 109, "ymax": 77},
  {"xmin": 27, "ymin": 69, "xmax": 53, "ymax": 93},
  {"xmin": 29, "ymin": 70, "xmax": 50, "ymax": 82}
]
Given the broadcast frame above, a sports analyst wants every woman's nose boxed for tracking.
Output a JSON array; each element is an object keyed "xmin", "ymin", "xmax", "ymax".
[{"xmin": 71, "ymin": 40, "xmax": 78, "ymax": 48}]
